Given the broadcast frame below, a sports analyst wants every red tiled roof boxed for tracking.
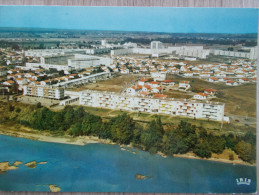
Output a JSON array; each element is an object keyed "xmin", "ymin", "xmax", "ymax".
[
  {"xmin": 140, "ymin": 92, "xmax": 150, "ymax": 95},
  {"xmin": 131, "ymin": 85, "xmax": 142, "ymax": 90},
  {"xmin": 140, "ymin": 78, "xmax": 149, "ymax": 82},
  {"xmin": 149, "ymin": 81, "xmax": 160, "ymax": 84},
  {"xmin": 6, "ymin": 80, "xmax": 15, "ymax": 84},
  {"xmin": 196, "ymin": 93, "xmax": 207, "ymax": 97},
  {"xmin": 210, "ymin": 77, "xmax": 219, "ymax": 81},
  {"xmin": 144, "ymin": 85, "xmax": 151, "ymax": 89},
  {"xmin": 205, "ymin": 89, "xmax": 217, "ymax": 92},
  {"xmin": 162, "ymin": 80, "xmax": 174, "ymax": 83},
  {"xmin": 153, "ymin": 94, "xmax": 167, "ymax": 98}
]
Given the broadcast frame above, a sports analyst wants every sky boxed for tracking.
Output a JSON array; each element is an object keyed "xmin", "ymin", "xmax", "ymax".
[{"xmin": 0, "ymin": 6, "xmax": 258, "ymax": 34}]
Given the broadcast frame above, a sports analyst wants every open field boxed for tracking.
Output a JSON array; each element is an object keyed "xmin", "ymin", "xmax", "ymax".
[
  {"xmin": 213, "ymin": 84, "xmax": 256, "ymax": 117},
  {"xmin": 157, "ymin": 58, "xmax": 216, "ymax": 65},
  {"xmin": 167, "ymin": 75, "xmax": 256, "ymax": 117},
  {"xmin": 167, "ymin": 74, "xmax": 230, "ymax": 90},
  {"xmin": 164, "ymin": 90, "xmax": 193, "ymax": 99},
  {"xmin": 70, "ymin": 74, "xmax": 139, "ymax": 93}
]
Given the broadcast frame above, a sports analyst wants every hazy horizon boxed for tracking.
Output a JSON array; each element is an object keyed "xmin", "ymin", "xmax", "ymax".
[{"xmin": 0, "ymin": 27, "xmax": 258, "ymax": 35}]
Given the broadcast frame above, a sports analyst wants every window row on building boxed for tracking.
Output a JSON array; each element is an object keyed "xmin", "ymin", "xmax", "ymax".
[
  {"xmin": 23, "ymin": 85, "xmax": 65, "ymax": 100},
  {"xmin": 79, "ymin": 90, "xmax": 225, "ymax": 121}
]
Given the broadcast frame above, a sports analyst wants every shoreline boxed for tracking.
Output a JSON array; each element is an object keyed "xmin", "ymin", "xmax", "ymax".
[{"xmin": 0, "ymin": 124, "xmax": 254, "ymax": 166}]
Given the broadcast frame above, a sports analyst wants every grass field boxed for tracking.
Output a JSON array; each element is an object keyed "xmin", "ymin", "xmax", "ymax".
[
  {"xmin": 167, "ymin": 74, "xmax": 230, "ymax": 90},
  {"xmin": 214, "ymin": 84, "xmax": 256, "ymax": 117},
  {"xmin": 164, "ymin": 90, "xmax": 193, "ymax": 99},
  {"xmin": 167, "ymin": 75, "xmax": 256, "ymax": 117}
]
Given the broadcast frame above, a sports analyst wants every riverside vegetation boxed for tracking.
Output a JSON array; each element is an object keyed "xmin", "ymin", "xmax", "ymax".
[{"xmin": 0, "ymin": 102, "xmax": 256, "ymax": 164}]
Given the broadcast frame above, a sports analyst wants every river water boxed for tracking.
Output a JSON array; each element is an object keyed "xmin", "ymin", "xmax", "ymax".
[{"xmin": 0, "ymin": 135, "xmax": 256, "ymax": 193}]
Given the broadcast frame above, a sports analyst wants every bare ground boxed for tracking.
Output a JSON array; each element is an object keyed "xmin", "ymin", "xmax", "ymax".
[{"xmin": 70, "ymin": 75, "xmax": 139, "ymax": 93}]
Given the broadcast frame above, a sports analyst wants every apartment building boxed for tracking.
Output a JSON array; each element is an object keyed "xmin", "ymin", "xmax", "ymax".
[
  {"xmin": 23, "ymin": 85, "xmax": 65, "ymax": 100},
  {"xmin": 79, "ymin": 90, "xmax": 225, "ymax": 122}
]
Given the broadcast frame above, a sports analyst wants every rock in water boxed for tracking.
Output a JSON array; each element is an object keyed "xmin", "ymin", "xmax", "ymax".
[
  {"xmin": 135, "ymin": 173, "xmax": 152, "ymax": 180},
  {"xmin": 49, "ymin": 184, "xmax": 61, "ymax": 192},
  {"xmin": 25, "ymin": 161, "xmax": 37, "ymax": 168},
  {"xmin": 13, "ymin": 161, "xmax": 22, "ymax": 166},
  {"xmin": 0, "ymin": 162, "xmax": 18, "ymax": 172},
  {"xmin": 38, "ymin": 161, "xmax": 47, "ymax": 164}
]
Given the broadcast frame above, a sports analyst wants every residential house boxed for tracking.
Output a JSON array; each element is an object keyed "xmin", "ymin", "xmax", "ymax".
[{"xmin": 194, "ymin": 93, "xmax": 207, "ymax": 100}]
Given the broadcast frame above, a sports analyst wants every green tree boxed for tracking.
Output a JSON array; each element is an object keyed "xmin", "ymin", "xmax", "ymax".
[
  {"xmin": 193, "ymin": 141, "xmax": 212, "ymax": 158},
  {"xmin": 97, "ymin": 122, "xmax": 112, "ymax": 139},
  {"xmin": 224, "ymin": 134, "xmax": 237, "ymax": 150},
  {"xmin": 141, "ymin": 117, "xmax": 164, "ymax": 153},
  {"xmin": 243, "ymin": 132, "xmax": 256, "ymax": 146},
  {"xmin": 235, "ymin": 140, "xmax": 253, "ymax": 162},
  {"xmin": 131, "ymin": 123, "xmax": 143, "ymax": 145},
  {"xmin": 36, "ymin": 102, "xmax": 42, "ymax": 108},
  {"xmin": 8, "ymin": 104, "xmax": 15, "ymax": 112},
  {"xmin": 52, "ymin": 111, "xmax": 66, "ymax": 131},
  {"xmin": 81, "ymin": 113, "xmax": 103, "ymax": 135},
  {"xmin": 175, "ymin": 65, "xmax": 181, "ymax": 69},
  {"xmin": 10, "ymin": 81, "xmax": 19, "ymax": 94},
  {"xmin": 63, "ymin": 106, "xmax": 75, "ymax": 130},
  {"xmin": 162, "ymin": 131, "xmax": 188, "ymax": 155},
  {"xmin": 31, "ymin": 107, "xmax": 54, "ymax": 130},
  {"xmin": 74, "ymin": 107, "xmax": 86, "ymax": 121},
  {"xmin": 198, "ymin": 127, "xmax": 207, "ymax": 140},
  {"xmin": 208, "ymin": 135, "xmax": 226, "ymax": 154},
  {"xmin": 68, "ymin": 122, "xmax": 82, "ymax": 137},
  {"xmin": 38, "ymin": 43, "xmax": 45, "ymax": 49},
  {"xmin": 109, "ymin": 113, "xmax": 135, "ymax": 144},
  {"xmin": 11, "ymin": 43, "xmax": 20, "ymax": 50}
]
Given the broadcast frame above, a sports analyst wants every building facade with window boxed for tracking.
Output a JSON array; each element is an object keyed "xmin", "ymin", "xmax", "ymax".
[{"xmin": 79, "ymin": 90, "xmax": 225, "ymax": 121}]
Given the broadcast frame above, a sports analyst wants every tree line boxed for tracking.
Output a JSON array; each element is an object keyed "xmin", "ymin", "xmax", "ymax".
[{"xmin": 6, "ymin": 104, "xmax": 257, "ymax": 163}]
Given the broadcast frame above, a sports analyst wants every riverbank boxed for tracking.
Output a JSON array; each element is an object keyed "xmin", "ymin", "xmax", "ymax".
[
  {"xmin": 0, "ymin": 123, "xmax": 254, "ymax": 166},
  {"xmin": 0, "ymin": 123, "xmax": 117, "ymax": 146}
]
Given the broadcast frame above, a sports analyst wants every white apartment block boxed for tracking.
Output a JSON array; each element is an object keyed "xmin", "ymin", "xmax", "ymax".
[
  {"xmin": 85, "ymin": 48, "xmax": 110, "ymax": 55},
  {"xmin": 123, "ymin": 42, "xmax": 138, "ymax": 48},
  {"xmin": 25, "ymin": 49, "xmax": 92, "ymax": 57},
  {"xmin": 25, "ymin": 49, "xmax": 65, "ymax": 57},
  {"xmin": 68, "ymin": 54, "xmax": 112, "ymax": 69},
  {"xmin": 79, "ymin": 90, "xmax": 225, "ymax": 122},
  {"xmin": 26, "ymin": 54, "xmax": 112, "ymax": 72},
  {"xmin": 175, "ymin": 46, "xmax": 210, "ymax": 59},
  {"xmin": 151, "ymin": 41, "xmax": 164, "ymax": 50},
  {"xmin": 111, "ymin": 49, "xmax": 134, "ymax": 56},
  {"xmin": 211, "ymin": 47, "xmax": 257, "ymax": 60},
  {"xmin": 111, "ymin": 45, "xmax": 210, "ymax": 59},
  {"xmin": 23, "ymin": 85, "xmax": 65, "ymax": 100},
  {"xmin": 150, "ymin": 72, "xmax": 167, "ymax": 81},
  {"xmin": 26, "ymin": 62, "xmax": 69, "ymax": 71}
]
